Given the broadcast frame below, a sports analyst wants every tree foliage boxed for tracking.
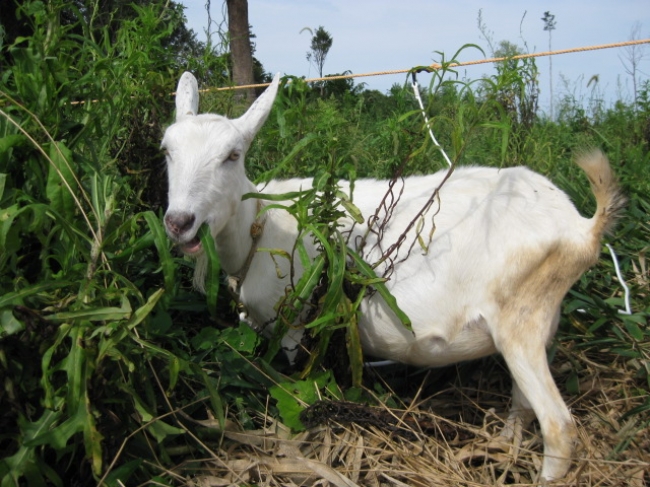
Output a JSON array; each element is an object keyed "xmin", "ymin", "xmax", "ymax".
[{"xmin": 304, "ymin": 25, "xmax": 333, "ymax": 78}]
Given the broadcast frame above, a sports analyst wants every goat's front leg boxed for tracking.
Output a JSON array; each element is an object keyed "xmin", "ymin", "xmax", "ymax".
[{"xmin": 499, "ymin": 339, "xmax": 577, "ymax": 482}]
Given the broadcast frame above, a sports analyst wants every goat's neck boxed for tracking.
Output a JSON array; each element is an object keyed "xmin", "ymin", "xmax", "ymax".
[{"xmin": 214, "ymin": 180, "xmax": 260, "ymax": 276}]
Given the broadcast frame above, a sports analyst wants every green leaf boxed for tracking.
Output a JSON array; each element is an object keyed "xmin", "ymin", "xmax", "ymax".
[
  {"xmin": 337, "ymin": 190, "xmax": 364, "ymax": 223},
  {"xmin": 143, "ymin": 211, "xmax": 175, "ymax": 301},
  {"xmin": 309, "ymin": 228, "xmax": 345, "ymax": 328},
  {"xmin": 82, "ymin": 401, "xmax": 104, "ymax": 477},
  {"xmin": 345, "ymin": 273, "xmax": 386, "ymax": 286},
  {"xmin": 295, "ymin": 238, "xmax": 312, "ymax": 270},
  {"xmin": 257, "ymin": 247, "xmax": 292, "ymax": 279},
  {"xmin": 565, "ymin": 370, "xmax": 580, "ymax": 395},
  {"xmin": 198, "ymin": 224, "xmax": 220, "ymax": 319},
  {"xmin": 101, "ymin": 459, "xmax": 143, "ymax": 487},
  {"xmin": 2, "ymin": 407, "xmax": 63, "ymax": 486},
  {"xmin": 110, "ymin": 230, "xmax": 155, "ymax": 262},
  {"xmin": 40, "ymin": 323, "xmax": 72, "ymax": 409},
  {"xmin": 620, "ymin": 398, "xmax": 650, "ymax": 420},
  {"xmin": 191, "ymin": 326, "xmax": 222, "ymax": 350},
  {"xmin": 131, "ymin": 335, "xmax": 184, "ymax": 362},
  {"xmin": 132, "ymin": 392, "xmax": 154, "ymax": 422},
  {"xmin": 221, "ymin": 323, "xmax": 260, "ymax": 354},
  {"xmin": 125, "ymin": 288, "xmax": 164, "ymax": 330},
  {"xmin": 0, "ymin": 308, "xmax": 24, "ymax": 336},
  {"xmin": 244, "ymin": 188, "xmax": 313, "ymax": 203},
  {"xmin": 253, "ymin": 133, "xmax": 317, "ymax": 181},
  {"xmin": 323, "ymin": 231, "xmax": 347, "ymax": 311},
  {"xmin": 24, "ymin": 404, "xmax": 85, "ymax": 450},
  {"xmin": 346, "ymin": 307, "xmax": 364, "ymax": 388},
  {"xmin": 265, "ymin": 254, "xmax": 326, "ymax": 361},
  {"xmin": 269, "ymin": 372, "xmax": 333, "ymax": 431},
  {"xmin": 313, "ymin": 171, "xmax": 332, "ymax": 191},
  {"xmin": 0, "ymin": 204, "xmax": 23, "ymax": 259},
  {"xmin": 0, "ymin": 173, "xmax": 6, "ymax": 200},
  {"xmin": 622, "ymin": 316, "xmax": 645, "ymax": 341},
  {"xmin": 47, "ymin": 296, "xmax": 132, "ymax": 322},
  {"xmin": 587, "ymin": 317, "xmax": 609, "ymax": 333},
  {"xmin": 195, "ymin": 365, "xmax": 225, "ymax": 431},
  {"xmin": 167, "ymin": 356, "xmax": 181, "ymax": 392},
  {"xmin": 298, "ymin": 326, "xmax": 334, "ymax": 379},
  {"xmin": 66, "ymin": 325, "xmax": 87, "ymax": 412},
  {"xmin": 303, "ymin": 310, "xmax": 340, "ymax": 330},
  {"xmin": 348, "ymin": 248, "xmax": 412, "ymax": 331},
  {"xmin": 46, "ymin": 141, "xmax": 76, "ymax": 217},
  {"xmin": 0, "ymin": 134, "xmax": 27, "ymax": 157},
  {"xmin": 146, "ymin": 419, "xmax": 185, "ymax": 443}
]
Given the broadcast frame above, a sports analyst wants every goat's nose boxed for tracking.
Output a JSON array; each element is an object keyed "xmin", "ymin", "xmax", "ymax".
[{"xmin": 164, "ymin": 212, "xmax": 196, "ymax": 236}]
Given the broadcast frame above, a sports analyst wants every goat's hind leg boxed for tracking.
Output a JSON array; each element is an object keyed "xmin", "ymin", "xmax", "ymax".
[
  {"xmin": 500, "ymin": 379, "xmax": 536, "ymax": 445},
  {"xmin": 498, "ymin": 331, "xmax": 577, "ymax": 482}
]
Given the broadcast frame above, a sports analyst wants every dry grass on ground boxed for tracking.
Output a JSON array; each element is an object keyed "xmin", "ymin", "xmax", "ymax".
[{"xmin": 172, "ymin": 345, "xmax": 648, "ymax": 487}]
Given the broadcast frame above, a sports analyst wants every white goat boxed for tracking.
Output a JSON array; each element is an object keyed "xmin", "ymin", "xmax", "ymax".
[{"xmin": 162, "ymin": 72, "xmax": 624, "ymax": 481}]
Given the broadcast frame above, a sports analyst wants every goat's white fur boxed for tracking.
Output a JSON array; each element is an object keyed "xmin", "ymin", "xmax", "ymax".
[{"xmin": 162, "ymin": 73, "xmax": 624, "ymax": 482}]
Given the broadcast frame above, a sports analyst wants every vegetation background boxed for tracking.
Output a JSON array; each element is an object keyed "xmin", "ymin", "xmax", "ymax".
[{"xmin": 0, "ymin": 0, "xmax": 648, "ymax": 485}]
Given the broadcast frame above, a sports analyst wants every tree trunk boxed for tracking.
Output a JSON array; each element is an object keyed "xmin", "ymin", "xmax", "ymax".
[{"xmin": 226, "ymin": 0, "xmax": 255, "ymax": 105}]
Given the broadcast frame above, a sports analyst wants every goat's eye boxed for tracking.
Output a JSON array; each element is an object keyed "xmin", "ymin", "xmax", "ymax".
[{"xmin": 228, "ymin": 150, "xmax": 241, "ymax": 161}]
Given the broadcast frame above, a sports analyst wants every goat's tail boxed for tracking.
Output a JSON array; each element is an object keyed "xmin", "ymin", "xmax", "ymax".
[{"xmin": 576, "ymin": 150, "xmax": 626, "ymax": 238}]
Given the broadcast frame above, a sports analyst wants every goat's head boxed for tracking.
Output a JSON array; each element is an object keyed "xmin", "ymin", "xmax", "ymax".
[{"xmin": 162, "ymin": 72, "xmax": 280, "ymax": 255}]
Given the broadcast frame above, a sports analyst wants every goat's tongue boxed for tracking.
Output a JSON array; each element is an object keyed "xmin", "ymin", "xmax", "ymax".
[{"xmin": 180, "ymin": 237, "xmax": 202, "ymax": 254}]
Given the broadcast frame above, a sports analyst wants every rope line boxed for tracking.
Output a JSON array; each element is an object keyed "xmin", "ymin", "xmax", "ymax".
[{"xmin": 199, "ymin": 38, "xmax": 650, "ymax": 93}]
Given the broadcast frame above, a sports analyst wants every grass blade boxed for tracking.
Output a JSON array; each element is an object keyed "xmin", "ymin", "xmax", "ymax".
[{"xmin": 197, "ymin": 224, "xmax": 221, "ymax": 320}]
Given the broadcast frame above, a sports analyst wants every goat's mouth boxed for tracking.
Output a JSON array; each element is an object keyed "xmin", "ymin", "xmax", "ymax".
[{"xmin": 178, "ymin": 236, "xmax": 203, "ymax": 255}]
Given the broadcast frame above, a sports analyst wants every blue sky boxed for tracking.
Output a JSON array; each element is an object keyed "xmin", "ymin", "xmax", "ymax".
[{"xmin": 180, "ymin": 0, "xmax": 650, "ymax": 115}]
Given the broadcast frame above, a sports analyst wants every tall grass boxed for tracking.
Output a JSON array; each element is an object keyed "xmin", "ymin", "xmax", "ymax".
[
  {"xmin": 0, "ymin": 3, "xmax": 648, "ymax": 485},
  {"xmin": 0, "ymin": 2, "xmax": 222, "ymax": 485}
]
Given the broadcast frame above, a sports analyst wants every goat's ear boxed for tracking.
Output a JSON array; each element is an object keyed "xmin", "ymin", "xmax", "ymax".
[
  {"xmin": 235, "ymin": 73, "xmax": 281, "ymax": 148},
  {"xmin": 175, "ymin": 72, "xmax": 199, "ymax": 121}
]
